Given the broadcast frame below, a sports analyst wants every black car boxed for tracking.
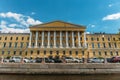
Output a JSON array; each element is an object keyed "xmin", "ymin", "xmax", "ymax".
[
  {"xmin": 35, "ymin": 57, "xmax": 42, "ymax": 63},
  {"xmin": 53, "ymin": 59, "xmax": 62, "ymax": 63},
  {"xmin": 44, "ymin": 58, "xmax": 54, "ymax": 63}
]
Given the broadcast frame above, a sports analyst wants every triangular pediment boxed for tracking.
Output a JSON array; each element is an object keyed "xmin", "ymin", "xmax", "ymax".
[{"xmin": 31, "ymin": 20, "xmax": 86, "ymax": 29}]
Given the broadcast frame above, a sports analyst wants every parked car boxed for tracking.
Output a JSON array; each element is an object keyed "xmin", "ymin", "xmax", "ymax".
[
  {"xmin": 73, "ymin": 58, "xmax": 83, "ymax": 63},
  {"xmin": 44, "ymin": 58, "xmax": 54, "ymax": 63},
  {"xmin": 110, "ymin": 56, "xmax": 120, "ymax": 63},
  {"xmin": 88, "ymin": 58, "xmax": 104, "ymax": 63},
  {"xmin": 3, "ymin": 59, "xmax": 9, "ymax": 63},
  {"xmin": 53, "ymin": 59, "xmax": 62, "ymax": 63},
  {"xmin": 65, "ymin": 57, "xmax": 73, "ymax": 63},
  {"xmin": 23, "ymin": 58, "xmax": 31, "ymax": 63},
  {"xmin": 9, "ymin": 56, "xmax": 22, "ymax": 63},
  {"xmin": 35, "ymin": 57, "xmax": 42, "ymax": 63}
]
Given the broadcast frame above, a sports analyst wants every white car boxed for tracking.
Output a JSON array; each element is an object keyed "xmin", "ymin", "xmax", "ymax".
[
  {"xmin": 23, "ymin": 58, "xmax": 31, "ymax": 63},
  {"xmin": 88, "ymin": 58, "xmax": 104, "ymax": 63},
  {"xmin": 73, "ymin": 58, "xmax": 83, "ymax": 63},
  {"xmin": 9, "ymin": 56, "xmax": 22, "ymax": 63},
  {"xmin": 65, "ymin": 57, "xmax": 74, "ymax": 63}
]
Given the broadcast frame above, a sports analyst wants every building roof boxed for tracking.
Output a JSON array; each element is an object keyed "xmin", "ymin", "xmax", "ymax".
[{"xmin": 30, "ymin": 20, "xmax": 86, "ymax": 29}]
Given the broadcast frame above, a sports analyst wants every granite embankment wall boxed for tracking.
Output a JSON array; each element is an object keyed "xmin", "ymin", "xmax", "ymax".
[{"xmin": 0, "ymin": 63, "xmax": 120, "ymax": 74}]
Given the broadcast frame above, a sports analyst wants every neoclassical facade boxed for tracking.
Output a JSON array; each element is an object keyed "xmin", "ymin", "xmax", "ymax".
[{"xmin": 0, "ymin": 21, "xmax": 120, "ymax": 58}]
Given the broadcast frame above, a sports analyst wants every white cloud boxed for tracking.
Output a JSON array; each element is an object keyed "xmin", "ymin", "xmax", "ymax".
[
  {"xmin": 108, "ymin": 4, "xmax": 113, "ymax": 7},
  {"xmin": 87, "ymin": 24, "xmax": 95, "ymax": 28},
  {"xmin": 31, "ymin": 12, "xmax": 35, "ymax": 15},
  {"xmin": 0, "ymin": 20, "xmax": 7, "ymax": 29},
  {"xmin": 26, "ymin": 17, "xmax": 42, "ymax": 25},
  {"xmin": 0, "ymin": 12, "xmax": 42, "ymax": 33},
  {"xmin": 9, "ymin": 24, "xmax": 18, "ymax": 27},
  {"xmin": 102, "ymin": 13, "xmax": 120, "ymax": 20},
  {"xmin": 1, "ymin": 28, "xmax": 30, "ymax": 33}
]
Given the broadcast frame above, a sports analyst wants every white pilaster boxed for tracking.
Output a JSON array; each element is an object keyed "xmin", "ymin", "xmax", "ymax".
[
  {"xmin": 66, "ymin": 31, "xmax": 69, "ymax": 48},
  {"xmin": 53, "ymin": 31, "xmax": 56, "ymax": 48},
  {"xmin": 84, "ymin": 32, "xmax": 87, "ymax": 48},
  {"xmin": 35, "ymin": 31, "xmax": 38, "ymax": 48},
  {"xmin": 78, "ymin": 31, "xmax": 81, "ymax": 48},
  {"xmin": 28, "ymin": 31, "xmax": 32, "ymax": 48},
  {"xmin": 47, "ymin": 31, "xmax": 50, "ymax": 48},
  {"xmin": 60, "ymin": 31, "xmax": 63, "ymax": 48},
  {"xmin": 72, "ymin": 31, "xmax": 75, "ymax": 48},
  {"xmin": 41, "ymin": 31, "xmax": 44, "ymax": 48}
]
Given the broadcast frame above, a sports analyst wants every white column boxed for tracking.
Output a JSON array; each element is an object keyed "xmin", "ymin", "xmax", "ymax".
[
  {"xmin": 47, "ymin": 31, "xmax": 50, "ymax": 48},
  {"xmin": 41, "ymin": 31, "xmax": 44, "ymax": 48},
  {"xmin": 35, "ymin": 31, "xmax": 38, "ymax": 48},
  {"xmin": 78, "ymin": 31, "xmax": 81, "ymax": 48},
  {"xmin": 53, "ymin": 31, "xmax": 56, "ymax": 48},
  {"xmin": 84, "ymin": 32, "xmax": 87, "ymax": 48},
  {"xmin": 60, "ymin": 31, "xmax": 63, "ymax": 48},
  {"xmin": 66, "ymin": 31, "xmax": 69, "ymax": 48},
  {"xmin": 28, "ymin": 31, "xmax": 32, "ymax": 48},
  {"xmin": 72, "ymin": 31, "xmax": 75, "ymax": 48}
]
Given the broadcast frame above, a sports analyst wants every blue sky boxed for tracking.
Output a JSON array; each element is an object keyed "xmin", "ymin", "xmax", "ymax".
[{"xmin": 0, "ymin": 0, "xmax": 120, "ymax": 33}]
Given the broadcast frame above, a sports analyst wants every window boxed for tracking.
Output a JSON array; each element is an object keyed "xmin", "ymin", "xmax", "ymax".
[
  {"xmin": 103, "ymin": 43, "xmax": 106, "ymax": 48},
  {"xmin": 16, "ymin": 37, "xmax": 18, "ymax": 40},
  {"xmin": 97, "ymin": 38, "xmax": 99, "ymax": 41},
  {"xmin": 108, "ymin": 38, "xmax": 110, "ymax": 41},
  {"xmin": 110, "ymin": 51, "xmax": 113, "ymax": 56},
  {"xmin": 105, "ymin": 51, "xmax": 107, "ymax": 56},
  {"xmin": 26, "ymin": 42, "xmax": 29, "ymax": 48},
  {"xmin": 56, "ymin": 51, "xmax": 59, "ymax": 55},
  {"xmin": 25, "ymin": 51, "xmax": 27, "ymax": 56},
  {"xmin": 86, "ymin": 38, "xmax": 88, "ymax": 41},
  {"xmin": 5, "ymin": 37, "xmax": 7, "ymax": 40},
  {"xmin": 113, "ymin": 38, "xmax": 115, "ymax": 41},
  {"xmin": 19, "ymin": 51, "xmax": 22, "ymax": 55},
  {"xmin": 10, "ymin": 37, "xmax": 12, "ymax": 40},
  {"xmin": 109, "ymin": 43, "xmax": 111, "ymax": 48},
  {"xmin": 9, "ymin": 42, "xmax": 12, "ymax": 48},
  {"xmin": 14, "ymin": 51, "xmax": 16, "ymax": 55},
  {"xmin": 92, "ymin": 43, "xmax": 94, "ymax": 48},
  {"xmin": 76, "ymin": 51, "xmax": 78, "ymax": 55},
  {"xmin": 37, "ymin": 50, "xmax": 40, "ymax": 55},
  {"xmin": 93, "ymin": 52, "xmax": 95, "ymax": 56},
  {"xmin": 97, "ymin": 43, "xmax": 100, "ymax": 48},
  {"xmin": 63, "ymin": 51, "xmax": 65, "ymax": 55},
  {"xmin": 91, "ymin": 37, "xmax": 94, "ymax": 41},
  {"xmin": 50, "ymin": 51, "xmax": 52, "ymax": 55},
  {"xmin": 98, "ymin": 52, "xmax": 101, "ymax": 56},
  {"xmin": 20, "ymin": 42, "xmax": 23, "ymax": 48},
  {"xmin": 114, "ymin": 43, "xmax": 117, "ymax": 48},
  {"xmin": 3, "ymin": 43, "xmax": 6, "ymax": 48},
  {"xmin": 31, "ymin": 51, "xmax": 33, "ymax": 55},
  {"xmin": 2, "ymin": 51, "xmax": 4, "ymax": 55},
  {"xmin": 22, "ymin": 37, "xmax": 24, "ymax": 40},
  {"xmin": 27, "ymin": 37, "xmax": 29, "ymax": 40},
  {"xmin": 32, "ymin": 43, "xmax": 34, "ymax": 47},
  {"xmin": 14, "ymin": 42, "xmax": 17, "ymax": 48},
  {"xmin": 74, "ymin": 37, "xmax": 76, "ymax": 41},
  {"xmin": 116, "ymin": 51, "xmax": 118, "ymax": 56},
  {"xmin": 102, "ymin": 38, "xmax": 104, "ymax": 41},
  {"xmin": 82, "ymin": 51, "xmax": 84, "ymax": 56},
  {"xmin": 44, "ymin": 51, "xmax": 46, "ymax": 55},
  {"xmin": 69, "ymin": 51, "xmax": 72, "ymax": 55}
]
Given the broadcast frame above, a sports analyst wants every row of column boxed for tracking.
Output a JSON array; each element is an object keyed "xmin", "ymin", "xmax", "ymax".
[{"xmin": 29, "ymin": 31, "xmax": 87, "ymax": 48}]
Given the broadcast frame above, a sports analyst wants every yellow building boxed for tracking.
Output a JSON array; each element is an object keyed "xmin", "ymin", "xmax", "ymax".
[{"xmin": 0, "ymin": 20, "xmax": 120, "ymax": 59}]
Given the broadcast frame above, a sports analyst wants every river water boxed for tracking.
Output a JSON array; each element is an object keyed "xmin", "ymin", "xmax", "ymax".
[{"xmin": 0, "ymin": 74, "xmax": 120, "ymax": 80}]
